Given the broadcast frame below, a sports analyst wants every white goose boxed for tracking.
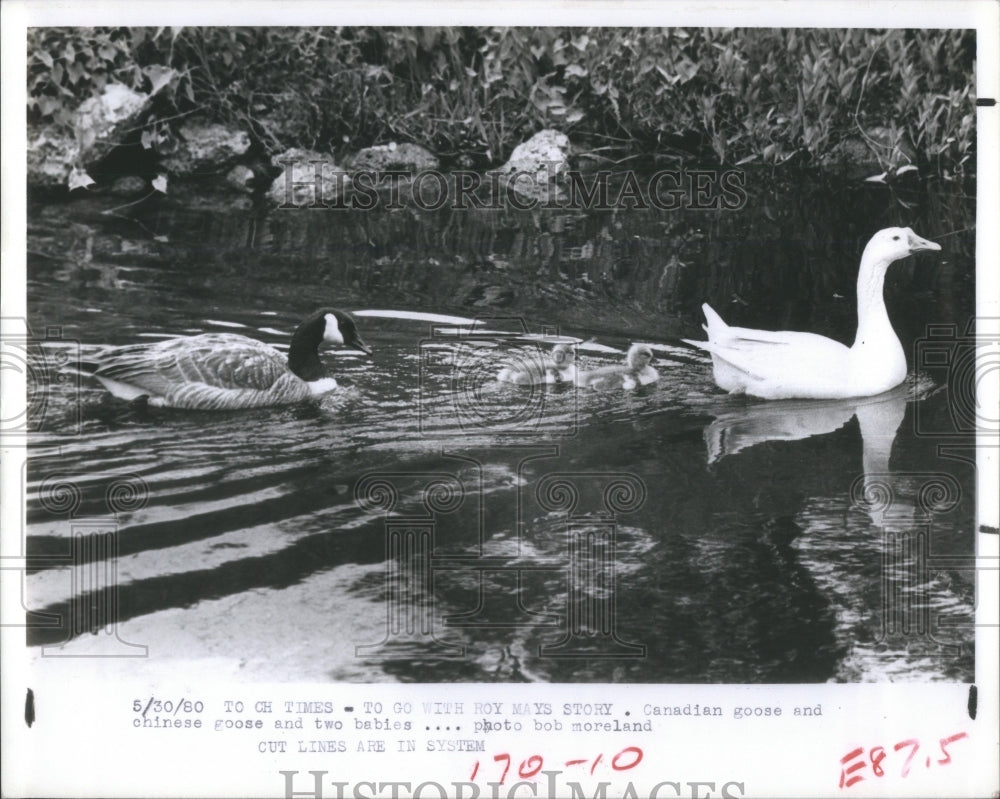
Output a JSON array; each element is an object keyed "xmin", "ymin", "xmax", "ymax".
[
  {"xmin": 87, "ymin": 308, "xmax": 371, "ymax": 410},
  {"xmin": 575, "ymin": 343, "xmax": 659, "ymax": 390},
  {"xmin": 498, "ymin": 343, "xmax": 576, "ymax": 385},
  {"xmin": 683, "ymin": 227, "xmax": 941, "ymax": 400}
]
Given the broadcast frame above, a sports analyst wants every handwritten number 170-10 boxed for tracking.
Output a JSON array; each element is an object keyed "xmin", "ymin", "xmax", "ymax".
[{"xmin": 471, "ymin": 746, "xmax": 643, "ymax": 783}]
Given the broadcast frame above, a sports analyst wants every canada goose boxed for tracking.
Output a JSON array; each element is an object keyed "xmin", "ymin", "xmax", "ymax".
[{"xmin": 87, "ymin": 308, "xmax": 370, "ymax": 410}]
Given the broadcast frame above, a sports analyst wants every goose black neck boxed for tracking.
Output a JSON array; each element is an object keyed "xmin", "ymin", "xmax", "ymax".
[{"xmin": 287, "ymin": 317, "xmax": 327, "ymax": 381}]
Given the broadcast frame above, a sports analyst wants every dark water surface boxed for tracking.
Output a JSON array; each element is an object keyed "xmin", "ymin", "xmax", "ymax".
[{"xmin": 25, "ymin": 169, "xmax": 976, "ymax": 682}]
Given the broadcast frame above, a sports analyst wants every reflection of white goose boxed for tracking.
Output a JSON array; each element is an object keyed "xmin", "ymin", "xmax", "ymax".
[
  {"xmin": 703, "ymin": 381, "xmax": 949, "ymax": 529},
  {"xmin": 684, "ymin": 228, "xmax": 941, "ymax": 399},
  {"xmin": 705, "ymin": 387, "xmax": 907, "ymax": 466}
]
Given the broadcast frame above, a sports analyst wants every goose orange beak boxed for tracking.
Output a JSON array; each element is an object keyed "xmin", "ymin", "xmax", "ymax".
[{"xmin": 907, "ymin": 229, "xmax": 941, "ymax": 253}]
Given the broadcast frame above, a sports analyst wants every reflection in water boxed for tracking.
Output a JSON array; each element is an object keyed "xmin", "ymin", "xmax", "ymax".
[
  {"xmin": 23, "ymin": 169, "xmax": 976, "ymax": 682},
  {"xmin": 850, "ymin": 384, "xmax": 951, "ymax": 533},
  {"xmin": 697, "ymin": 376, "xmax": 974, "ymax": 680},
  {"xmin": 702, "ymin": 378, "xmax": 939, "ymax": 530},
  {"xmin": 704, "ymin": 389, "xmax": 902, "ymax": 464}
]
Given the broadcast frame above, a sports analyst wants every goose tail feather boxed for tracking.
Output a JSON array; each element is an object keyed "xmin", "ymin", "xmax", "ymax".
[
  {"xmin": 701, "ymin": 303, "xmax": 729, "ymax": 341},
  {"xmin": 681, "ymin": 338, "xmax": 766, "ymax": 383}
]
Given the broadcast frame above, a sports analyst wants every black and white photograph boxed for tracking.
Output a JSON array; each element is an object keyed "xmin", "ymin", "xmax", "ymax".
[{"xmin": 3, "ymin": 2, "xmax": 998, "ymax": 798}]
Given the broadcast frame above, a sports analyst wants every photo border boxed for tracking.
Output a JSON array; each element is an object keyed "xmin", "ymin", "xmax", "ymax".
[{"xmin": 3, "ymin": 2, "xmax": 998, "ymax": 797}]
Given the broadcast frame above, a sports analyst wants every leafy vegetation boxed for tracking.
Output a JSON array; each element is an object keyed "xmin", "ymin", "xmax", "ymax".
[{"xmin": 28, "ymin": 27, "xmax": 975, "ymax": 177}]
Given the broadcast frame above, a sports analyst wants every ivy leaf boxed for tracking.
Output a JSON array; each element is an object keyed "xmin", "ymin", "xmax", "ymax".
[
  {"xmin": 143, "ymin": 65, "xmax": 177, "ymax": 97},
  {"xmin": 37, "ymin": 95, "xmax": 60, "ymax": 117},
  {"xmin": 675, "ymin": 57, "xmax": 700, "ymax": 84},
  {"xmin": 151, "ymin": 174, "xmax": 168, "ymax": 193},
  {"xmin": 140, "ymin": 130, "xmax": 156, "ymax": 150},
  {"xmin": 66, "ymin": 61, "xmax": 85, "ymax": 85},
  {"xmin": 68, "ymin": 167, "xmax": 95, "ymax": 191},
  {"xmin": 36, "ymin": 50, "xmax": 53, "ymax": 68}
]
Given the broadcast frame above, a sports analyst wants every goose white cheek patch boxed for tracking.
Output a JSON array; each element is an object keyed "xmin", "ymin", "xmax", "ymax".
[{"xmin": 323, "ymin": 313, "xmax": 344, "ymax": 344}]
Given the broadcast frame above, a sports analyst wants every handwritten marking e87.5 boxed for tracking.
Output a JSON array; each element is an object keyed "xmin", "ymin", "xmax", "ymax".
[{"xmin": 839, "ymin": 732, "xmax": 969, "ymax": 788}]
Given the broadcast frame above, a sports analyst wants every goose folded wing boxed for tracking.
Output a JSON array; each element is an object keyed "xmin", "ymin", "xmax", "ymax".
[
  {"xmin": 691, "ymin": 330, "xmax": 850, "ymax": 381},
  {"xmin": 95, "ymin": 336, "xmax": 289, "ymax": 392}
]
